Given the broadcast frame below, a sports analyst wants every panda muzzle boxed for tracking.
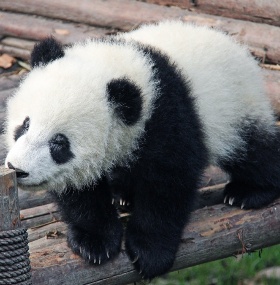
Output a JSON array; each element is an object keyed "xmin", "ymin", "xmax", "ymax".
[{"xmin": 7, "ymin": 162, "xmax": 29, "ymax": 178}]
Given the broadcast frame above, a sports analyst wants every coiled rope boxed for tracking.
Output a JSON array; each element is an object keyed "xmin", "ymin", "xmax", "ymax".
[{"xmin": 0, "ymin": 228, "xmax": 32, "ymax": 285}]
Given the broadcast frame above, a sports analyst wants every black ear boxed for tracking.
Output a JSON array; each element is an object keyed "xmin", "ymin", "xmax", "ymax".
[
  {"xmin": 107, "ymin": 78, "xmax": 142, "ymax": 125},
  {"xmin": 31, "ymin": 37, "xmax": 64, "ymax": 68}
]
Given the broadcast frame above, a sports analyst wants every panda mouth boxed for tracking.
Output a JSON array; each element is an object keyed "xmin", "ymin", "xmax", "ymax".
[{"xmin": 17, "ymin": 179, "xmax": 47, "ymax": 188}]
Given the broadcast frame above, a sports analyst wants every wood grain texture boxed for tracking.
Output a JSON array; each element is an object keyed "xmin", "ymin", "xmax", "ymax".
[
  {"xmin": 0, "ymin": 166, "xmax": 20, "ymax": 231},
  {"xmin": 0, "ymin": 1, "xmax": 280, "ymax": 63},
  {"xmin": 0, "ymin": 11, "xmax": 112, "ymax": 44},
  {"xmin": 144, "ymin": 0, "xmax": 280, "ymax": 26},
  {"xmin": 29, "ymin": 198, "xmax": 280, "ymax": 284}
]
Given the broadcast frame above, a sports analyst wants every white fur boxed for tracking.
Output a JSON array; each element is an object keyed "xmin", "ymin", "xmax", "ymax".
[
  {"xmin": 5, "ymin": 40, "xmax": 157, "ymax": 191},
  {"xmin": 5, "ymin": 21, "xmax": 275, "ymax": 192},
  {"xmin": 120, "ymin": 21, "xmax": 275, "ymax": 163}
]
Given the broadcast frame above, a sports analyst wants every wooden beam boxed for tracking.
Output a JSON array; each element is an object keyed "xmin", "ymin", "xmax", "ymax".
[
  {"xmin": 143, "ymin": 0, "xmax": 280, "ymax": 27},
  {"xmin": 263, "ymin": 69, "xmax": 280, "ymax": 115},
  {"xmin": 29, "ymin": 198, "xmax": 280, "ymax": 284},
  {"xmin": 0, "ymin": 11, "xmax": 112, "ymax": 44},
  {"xmin": 0, "ymin": 1, "xmax": 280, "ymax": 63},
  {"xmin": 0, "ymin": 166, "xmax": 20, "ymax": 230}
]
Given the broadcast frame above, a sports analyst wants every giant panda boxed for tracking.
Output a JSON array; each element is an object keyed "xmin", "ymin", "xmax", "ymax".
[{"xmin": 4, "ymin": 21, "xmax": 280, "ymax": 279}]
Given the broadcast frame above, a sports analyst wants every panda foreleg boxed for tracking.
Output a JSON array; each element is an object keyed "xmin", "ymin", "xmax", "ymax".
[
  {"xmin": 125, "ymin": 171, "xmax": 197, "ymax": 279},
  {"xmin": 221, "ymin": 127, "xmax": 280, "ymax": 209},
  {"xmin": 51, "ymin": 177, "xmax": 123, "ymax": 264}
]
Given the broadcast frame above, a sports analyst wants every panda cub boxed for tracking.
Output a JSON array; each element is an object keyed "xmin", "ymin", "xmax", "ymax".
[{"xmin": 5, "ymin": 21, "xmax": 280, "ymax": 279}]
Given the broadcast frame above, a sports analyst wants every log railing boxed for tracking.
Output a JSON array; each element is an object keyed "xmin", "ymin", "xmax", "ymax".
[{"xmin": 1, "ymin": 166, "xmax": 280, "ymax": 284}]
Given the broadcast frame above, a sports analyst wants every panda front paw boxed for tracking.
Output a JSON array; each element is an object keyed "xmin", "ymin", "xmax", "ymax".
[
  {"xmin": 67, "ymin": 225, "xmax": 123, "ymax": 265},
  {"xmin": 125, "ymin": 227, "xmax": 177, "ymax": 279}
]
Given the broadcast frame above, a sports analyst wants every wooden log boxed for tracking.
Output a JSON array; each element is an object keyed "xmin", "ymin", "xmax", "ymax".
[
  {"xmin": 0, "ymin": 136, "xmax": 6, "ymax": 164},
  {"xmin": 19, "ymin": 188, "xmax": 53, "ymax": 210},
  {"xmin": 0, "ymin": 11, "xmax": 112, "ymax": 45},
  {"xmin": 263, "ymin": 69, "xmax": 280, "ymax": 115},
  {"xmin": 0, "ymin": 43, "xmax": 31, "ymax": 60},
  {"xmin": 29, "ymin": 198, "xmax": 280, "ymax": 284},
  {"xmin": 27, "ymin": 221, "xmax": 66, "ymax": 242},
  {"xmin": 0, "ymin": 166, "xmax": 20, "ymax": 230},
  {"xmin": 0, "ymin": 1, "xmax": 280, "ymax": 63},
  {"xmin": 143, "ymin": 0, "xmax": 280, "ymax": 27},
  {"xmin": 0, "ymin": 87, "xmax": 15, "ymax": 134},
  {"xmin": 18, "ymin": 182, "xmax": 224, "ymax": 231},
  {"xmin": 20, "ymin": 202, "xmax": 60, "ymax": 229}
]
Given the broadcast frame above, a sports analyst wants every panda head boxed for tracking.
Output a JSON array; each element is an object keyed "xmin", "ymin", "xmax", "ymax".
[{"xmin": 5, "ymin": 38, "xmax": 155, "ymax": 192}]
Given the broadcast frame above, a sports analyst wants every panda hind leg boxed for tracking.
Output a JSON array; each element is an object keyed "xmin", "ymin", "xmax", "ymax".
[{"xmin": 221, "ymin": 127, "xmax": 280, "ymax": 209}]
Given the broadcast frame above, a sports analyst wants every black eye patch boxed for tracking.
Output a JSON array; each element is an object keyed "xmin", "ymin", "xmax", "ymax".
[
  {"xmin": 107, "ymin": 78, "xmax": 142, "ymax": 125},
  {"xmin": 14, "ymin": 116, "xmax": 30, "ymax": 141},
  {"xmin": 49, "ymin": 133, "xmax": 74, "ymax": 164}
]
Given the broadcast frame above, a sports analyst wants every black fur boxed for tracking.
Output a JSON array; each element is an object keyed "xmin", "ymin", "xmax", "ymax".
[
  {"xmin": 52, "ymin": 41, "xmax": 208, "ymax": 279},
  {"xmin": 51, "ymin": 177, "xmax": 123, "ymax": 265},
  {"xmin": 14, "ymin": 116, "xmax": 30, "ymax": 141},
  {"xmin": 107, "ymin": 78, "xmax": 142, "ymax": 125},
  {"xmin": 49, "ymin": 133, "xmax": 74, "ymax": 164},
  {"xmin": 31, "ymin": 37, "xmax": 64, "ymax": 68},
  {"xmin": 220, "ymin": 124, "xmax": 280, "ymax": 209}
]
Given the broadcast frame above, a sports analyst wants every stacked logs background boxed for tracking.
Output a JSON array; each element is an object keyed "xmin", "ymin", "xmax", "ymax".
[{"xmin": 0, "ymin": 1, "xmax": 279, "ymax": 284}]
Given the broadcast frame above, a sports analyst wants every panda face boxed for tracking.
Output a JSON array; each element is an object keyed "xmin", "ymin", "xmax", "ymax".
[
  {"xmin": 5, "ymin": 38, "xmax": 156, "ymax": 192},
  {"xmin": 5, "ymin": 112, "xmax": 77, "ymax": 191}
]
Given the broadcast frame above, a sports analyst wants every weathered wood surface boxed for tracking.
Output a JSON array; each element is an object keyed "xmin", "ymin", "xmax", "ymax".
[
  {"xmin": 1, "ymin": 1, "xmax": 280, "ymax": 63},
  {"xmin": 0, "ymin": 11, "xmax": 111, "ymax": 44},
  {"xmin": 144, "ymin": 0, "xmax": 280, "ymax": 27},
  {"xmin": 28, "ymin": 198, "xmax": 280, "ymax": 285},
  {"xmin": 0, "ymin": 166, "xmax": 20, "ymax": 230}
]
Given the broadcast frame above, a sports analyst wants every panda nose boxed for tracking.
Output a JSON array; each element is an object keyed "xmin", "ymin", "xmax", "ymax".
[{"xmin": 7, "ymin": 162, "xmax": 29, "ymax": 178}]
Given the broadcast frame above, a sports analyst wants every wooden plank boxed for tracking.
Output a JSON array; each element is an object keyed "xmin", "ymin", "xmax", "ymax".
[
  {"xmin": 143, "ymin": 0, "xmax": 280, "ymax": 27},
  {"xmin": 0, "ymin": 135, "xmax": 6, "ymax": 164},
  {"xmin": 27, "ymin": 221, "xmax": 66, "ymax": 242},
  {"xmin": 19, "ymin": 188, "xmax": 53, "ymax": 210},
  {"xmin": 0, "ymin": 11, "xmax": 112, "ymax": 44},
  {"xmin": 29, "ymin": 198, "xmax": 280, "ymax": 284},
  {"xmin": 0, "ymin": 43, "xmax": 33, "ymax": 60},
  {"xmin": 0, "ymin": 166, "xmax": 20, "ymax": 230},
  {"xmin": 0, "ymin": 87, "xmax": 15, "ymax": 134},
  {"xmin": 21, "ymin": 203, "xmax": 60, "ymax": 229},
  {"xmin": 2, "ymin": 37, "xmax": 36, "ymax": 51},
  {"xmin": 263, "ymin": 69, "xmax": 280, "ymax": 115},
  {"xmin": 0, "ymin": 1, "xmax": 280, "ymax": 63}
]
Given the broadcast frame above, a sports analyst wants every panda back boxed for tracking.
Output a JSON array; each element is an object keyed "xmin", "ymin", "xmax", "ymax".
[{"xmin": 121, "ymin": 21, "xmax": 276, "ymax": 163}]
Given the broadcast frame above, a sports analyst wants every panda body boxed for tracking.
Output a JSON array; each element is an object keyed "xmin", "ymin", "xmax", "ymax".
[
  {"xmin": 120, "ymin": 21, "xmax": 275, "ymax": 163},
  {"xmin": 4, "ymin": 21, "xmax": 280, "ymax": 279}
]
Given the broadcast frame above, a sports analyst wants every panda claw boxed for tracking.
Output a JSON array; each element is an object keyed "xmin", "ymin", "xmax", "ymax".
[
  {"xmin": 112, "ymin": 198, "xmax": 114, "ymax": 204},
  {"xmin": 106, "ymin": 250, "xmax": 110, "ymax": 259},
  {"xmin": 229, "ymin": 197, "xmax": 235, "ymax": 205},
  {"xmin": 99, "ymin": 256, "xmax": 101, "ymax": 264},
  {"xmin": 120, "ymin": 199, "xmax": 123, "ymax": 205},
  {"xmin": 241, "ymin": 202, "xmax": 245, "ymax": 209},
  {"xmin": 131, "ymin": 255, "xmax": 139, "ymax": 264},
  {"xmin": 93, "ymin": 257, "xmax": 97, "ymax": 264},
  {"xmin": 224, "ymin": 195, "xmax": 228, "ymax": 204}
]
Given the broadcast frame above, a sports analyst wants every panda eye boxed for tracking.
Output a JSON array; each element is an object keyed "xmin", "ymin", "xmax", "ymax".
[
  {"xmin": 49, "ymin": 133, "xmax": 74, "ymax": 164},
  {"xmin": 14, "ymin": 116, "xmax": 30, "ymax": 141}
]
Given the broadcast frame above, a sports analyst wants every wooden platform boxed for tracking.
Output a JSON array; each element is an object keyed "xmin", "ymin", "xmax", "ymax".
[{"xmin": 0, "ymin": 1, "xmax": 280, "ymax": 284}]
